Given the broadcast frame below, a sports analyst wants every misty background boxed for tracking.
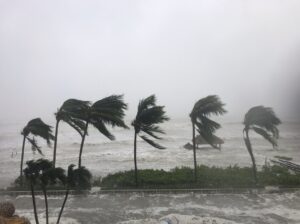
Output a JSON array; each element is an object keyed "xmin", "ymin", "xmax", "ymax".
[{"xmin": 0, "ymin": 0, "xmax": 300, "ymax": 124}]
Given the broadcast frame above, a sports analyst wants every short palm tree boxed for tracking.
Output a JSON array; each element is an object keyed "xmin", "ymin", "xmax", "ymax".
[
  {"xmin": 131, "ymin": 95, "xmax": 169, "ymax": 186},
  {"xmin": 53, "ymin": 99, "xmax": 90, "ymax": 167},
  {"xmin": 24, "ymin": 159, "xmax": 66, "ymax": 224},
  {"xmin": 78, "ymin": 95, "xmax": 128, "ymax": 167},
  {"xmin": 243, "ymin": 106, "xmax": 281, "ymax": 184},
  {"xmin": 38, "ymin": 160, "xmax": 66, "ymax": 224},
  {"xmin": 189, "ymin": 95, "xmax": 226, "ymax": 182},
  {"xmin": 56, "ymin": 165, "xmax": 91, "ymax": 224},
  {"xmin": 20, "ymin": 118, "xmax": 54, "ymax": 183}
]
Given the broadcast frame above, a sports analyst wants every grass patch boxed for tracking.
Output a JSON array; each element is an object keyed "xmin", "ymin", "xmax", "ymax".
[{"xmin": 99, "ymin": 165, "xmax": 300, "ymax": 189}]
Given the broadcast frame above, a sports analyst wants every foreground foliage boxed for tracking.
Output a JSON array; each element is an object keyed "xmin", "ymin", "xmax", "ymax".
[{"xmin": 99, "ymin": 165, "xmax": 300, "ymax": 189}]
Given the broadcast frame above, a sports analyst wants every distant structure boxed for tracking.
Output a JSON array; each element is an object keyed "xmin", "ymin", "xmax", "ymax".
[{"xmin": 183, "ymin": 134, "xmax": 224, "ymax": 150}]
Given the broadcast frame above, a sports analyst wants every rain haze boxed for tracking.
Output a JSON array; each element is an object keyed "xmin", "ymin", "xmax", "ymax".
[{"xmin": 0, "ymin": 0, "xmax": 300, "ymax": 123}]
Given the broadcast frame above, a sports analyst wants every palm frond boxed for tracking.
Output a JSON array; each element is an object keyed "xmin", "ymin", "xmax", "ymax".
[
  {"xmin": 244, "ymin": 106, "xmax": 281, "ymax": 132},
  {"xmin": 252, "ymin": 126, "xmax": 278, "ymax": 147},
  {"xmin": 26, "ymin": 137, "xmax": 43, "ymax": 155},
  {"xmin": 136, "ymin": 106, "xmax": 169, "ymax": 125},
  {"xmin": 139, "ymin": 135, "xmax": 166, "ymax": 149},
  {"xmin": 91, "ymin": 119, "xmax": 115, "ymax": 140},
  {"xmin": 140, "ymin": 124, "xmax": 165, "ymax": 139},
  {"xmin": 190, "ymin": 95, "xmax": 227, "ymax": 120},
  {"xmin": 137, "ymin": 95, "xmax": 156, "ymax": 114},
  {"xmin": 91, "ymin": 95, "xmax": 128, "ymax": 129},
  {"xmin": 23, "ymin": 118, "xmax": 54, "ymax": 146}
]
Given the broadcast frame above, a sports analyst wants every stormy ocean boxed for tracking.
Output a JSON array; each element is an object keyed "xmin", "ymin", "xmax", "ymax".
[{"xmin": 0, "ymin": 119, "xmax": 300, "ymax": 223}]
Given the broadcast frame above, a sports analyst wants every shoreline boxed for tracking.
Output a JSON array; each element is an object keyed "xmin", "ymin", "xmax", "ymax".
[{"xmin": 1, "ymin": 187, "xmax": 300, "ymax": 196}]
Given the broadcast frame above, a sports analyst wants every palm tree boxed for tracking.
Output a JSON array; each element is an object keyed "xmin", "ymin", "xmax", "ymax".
[
  {"xmin": 243, "ymin": 106, "xmax": 281, "ymax": 184},
  {"xmin": 56, "ymin": 165, "xmax": 91, "ymax": 224},
  {"xmin": 53, "ymin": 99, "xmax": 90, "ymax": 167},
  {"xmin": 20, "ymin": 118, "xmax": 54, "ymax": 183},
  {"xmin": 131, "ymin": 95, "xmax": 169, "ymax": 186},
  {"xmin": 38, "ymin": 160, "xmax": 66, "ymax": 224},
  {"xmin": 78, "ymin": 95, "xmax": 128, "ymax": 168},
  {"xmin": 23, "ymin": 160, "xmax": 41, "ymax": 224},
  {"xmin": 189, "ymin": 95, "xmax": 226, "ymax": 182}
]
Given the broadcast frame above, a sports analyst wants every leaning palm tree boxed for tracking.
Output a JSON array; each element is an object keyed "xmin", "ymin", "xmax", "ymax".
[
  {"xmin": 131, "ymin": 95, "xmax": 169, "ymax": 186},
  {"xmin": 53, "ymin": 99, "xmax": 90, "ymax": 167},
  {"xmin": 189, "ymin": 95, "xmax": 226, "ymax": 182},
  {"xmin": 56, "ymin": 165, "xmax": 91, "ymax": 224},
  {"xmin": 20, "ymin": 118, "xmax": 54, "ymax": 183},
  {"xmin": 78, "ymin": 95, "xmax": 128, "ymax": 167},
  {"xmin": 243, "ymin": 106, "xmax": 281, "ymax": 184}
]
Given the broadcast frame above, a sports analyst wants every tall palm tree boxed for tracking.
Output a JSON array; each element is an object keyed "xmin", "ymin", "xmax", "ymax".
[
  {"xmin": 243, "ymin": 106, "xmax": 281, "ymax": 183},
  {"xmin": 131, "ymin": 95, "xmax": 169, "ymax": 186},
  {"xmin": 56, "ymin": 165, "xmax": 91, "ymax": 224},
  {"xmin": 78, "ymin": 95, "xmax": 128, "ymax": 167},
  {"xmin": 189, "ymin": 95, "xmax": 226, "ymax": 182},
  {"xmin": 53, "ymin": 99, "xmax": 90, "ymax": 167},
  {"xmin": 20, "ymin": 118, "xmax": 54, "ymax": 183}
]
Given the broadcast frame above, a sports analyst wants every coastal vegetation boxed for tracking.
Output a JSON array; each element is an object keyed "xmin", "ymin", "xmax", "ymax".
[
  {"xmin": 77, "ymin": 95, "xmax": 128, "ymax": 168},
  {"xmin": 19, "ymin": 118, "xmax": 54, "ymax": 184},
  {"xmin": 243, "ymin": 106, "xmax": 281, "ymax": 184},
  {"xmin": 189, "ymin": 95, "xmax": 227, "ymax": 182},
  {"xmin": 53, "ymin": 99, "xmax": 90, "ymax": 167},
  {"xmin": 23, "ymin": 159, "xmax": 91, "ymax": 224},
  {"xmin": 131, "ymin": 95, "xmax": 169, "ymax": 186},
  {"xmin": 99, "ymin": 165, "xmax": 300, "ymax": 189}
]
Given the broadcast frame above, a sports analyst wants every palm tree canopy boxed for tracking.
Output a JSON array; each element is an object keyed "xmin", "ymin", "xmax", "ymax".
[
  {"xmin": 56, "ymin": 99, "xmax": 91, "ymax": 137},
  {"xmin": 244, "ymin": 106, "xmax": 281, "ymax": 146},
  {"xmin": 132, "ymin": 95, "xmax": 169, "ymax": 149},
  {"xmin": 22, "ymin": 118, "xmax": 54, "ymax": 154},
  {"xmin": 24, "ymin": 159, "xmax": 66, "ymax": 186},
  {"xmin": 66, "ymin": 165, "xmax": 92, "ymax": 189},
  {"xmin": 88, "ymin": 95, "xmax": 128, "ymax": 140},
  {"xmin": 190, "ymin": 95, "xmax": 227, "ymax": 146}
]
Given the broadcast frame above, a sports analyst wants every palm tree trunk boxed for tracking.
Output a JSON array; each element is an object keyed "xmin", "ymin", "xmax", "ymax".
[
  {"xmin": 20, "ymin": 135, "xmax": 26, "ymax": 185},
  {"xmin": 192, "ymin": 122, "xmax": 197, "ymax": 182},
  {"xmin": 56, "ymin": 188, "xmax": 69, "ymax": 224},
  {"xmin": 134, "ymin": 132, "xmax": 138, "ymax": 187},
  {"xmin": 244, "ymin": 129, "xmax": 257, "ymax": 184},
  {"xmin": 78, "ymin": 122, "xmax": 89, "ymax": 168},
  {"xmin": 53, "ymin": 119, "xmax": 60, "ymax": 168},
  {"xmin": 31, "ymin": 183, "xmax": 39, "ymax": 224},
  {"xmin": 42, "ymin": 187, "xmax": 49, "ymax": 224}
]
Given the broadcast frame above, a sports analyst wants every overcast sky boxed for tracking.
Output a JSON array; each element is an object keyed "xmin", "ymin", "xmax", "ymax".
[{"xmin": 0, "ymin": 0, "xmax": 300, "ymax": 124}]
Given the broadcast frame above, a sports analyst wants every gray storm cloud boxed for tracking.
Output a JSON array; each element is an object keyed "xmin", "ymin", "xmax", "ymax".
[{"xmin": 0, "ymin": 0, "xmax": 300, "ymax": 123}]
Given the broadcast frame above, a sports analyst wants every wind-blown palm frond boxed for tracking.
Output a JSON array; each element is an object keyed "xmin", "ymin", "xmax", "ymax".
[
  {"xmin": 90, "ymin": 95, "xmax": 128, "ymax": 129},
  {"xmin": 23, "ymin": 118, "xmax": 54, "ymax": 146},
  {"xmin": 252, "ymin": 126, "xmax": 278, "ymax": 147},
  {"xmin": 140, "ymin": 135, "xmax": 165, "ymax": 149},
  {"xmin": 56, "ymin": 99, "xmax": 91, "ymax": 136},
  {"xmin": 26, "ymin": 137, "xmax": 43, "ymax": 155},
  {"xmin": 244, "ymin": 106, "xmax": 281, "ymax": 140},
  {"xmin": 190, "ymin": 95, "xmax": 226, "ymax": 146},
  {"xmin": 66, "ymin": 165, "xmax": 92, "ymax": 189},
  {"xmin": 91, "ymin": 118, "xmax": 115, "ymax": 140}
]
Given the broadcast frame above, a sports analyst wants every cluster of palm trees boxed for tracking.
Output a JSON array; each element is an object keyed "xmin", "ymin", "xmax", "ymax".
[
  {"xmin": 23, "ymin": 159, "xmax": 91, "ymax": 224},
  {"xmin": 20, "ymin": 94, "xmax": 281, "ymax": 191}
]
